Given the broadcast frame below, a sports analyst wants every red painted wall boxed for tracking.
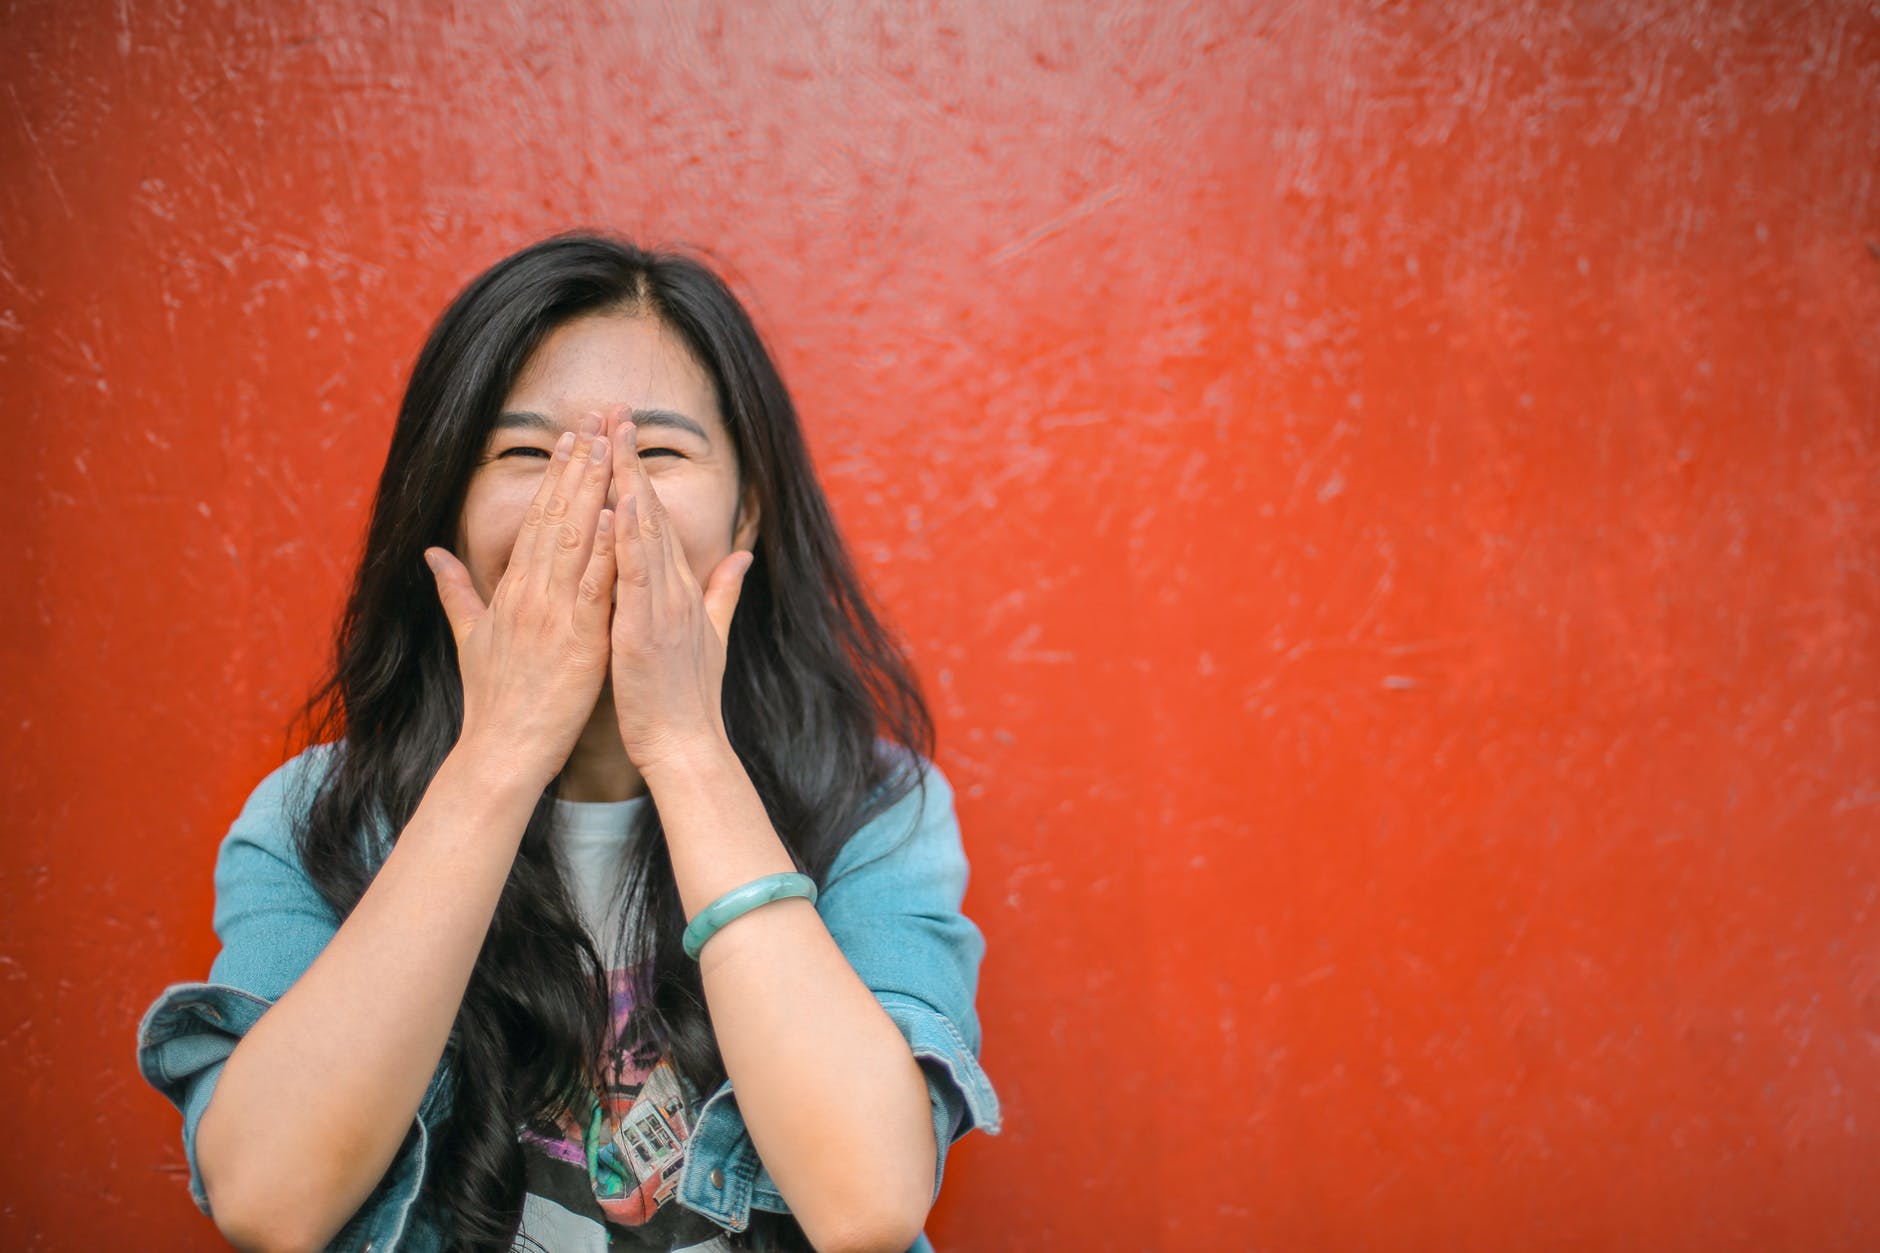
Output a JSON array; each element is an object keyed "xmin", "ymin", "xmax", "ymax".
[{"xmin": 3, "ymin": 2, "xmax": 1876, "ymax": 1248}]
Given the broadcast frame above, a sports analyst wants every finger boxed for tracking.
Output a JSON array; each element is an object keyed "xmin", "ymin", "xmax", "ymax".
[
  {"xmin": 509, "ymin": 428, "xmax": 577, "ymax": 580},
  {"xmin": 701, "ymin": 549, "xmax": 755, "ymax": 645},
  {"xmin": 651, "ymin": 467, "xmax": 696, "ymax": 594},
  {"xmin": 612, "ymin": 421, "xmax": 668, "ymax": 602},
  {"xmin": 617, "ymin": 421, "xmax": 668, "ymax": 539},
  {"xmin": 548, "ymin": 423, "xmax": 614, "ymax": 601},
  {"xmin": 423, "ymin": 547, "xmax": 487, "ymax": 647},
  {"xmin": 612, "ymin": 495, "xmax": 656, "ymax": 638},
  {"xmin": 573, "ymin": 507, "xmax": 618, "ymax": 638},
  {"xmin": 527, "ymin": 414, "xmax": 603, "ymax": 597}
]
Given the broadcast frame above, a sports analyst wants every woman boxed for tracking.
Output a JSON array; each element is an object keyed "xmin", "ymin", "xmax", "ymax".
[{"xmin": 137, "ymin": 234, "xmax": 1000, "ymax": 1252}]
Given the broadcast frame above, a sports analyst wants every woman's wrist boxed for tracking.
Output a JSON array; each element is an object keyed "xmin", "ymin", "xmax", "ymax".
[
  {"xmin": 633, "ymin": 727, "xmax": 740, "ymax": 793},
  {"xmin": 444, "ymin": 734, "xmax": 556, "ymax": 804},
  {"xmin": 635, "ymin": 728, "xmax": 800, "ymax": 924}
]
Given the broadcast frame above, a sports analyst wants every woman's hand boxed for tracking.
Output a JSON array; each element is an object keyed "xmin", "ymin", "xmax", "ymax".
[
  {"xmin": 424, "ymin": 414, "xmax": 618, "ymax": 789},
  {"xmin": 608, "ymin": 418, "xmax": 755, "ymax": 774}
]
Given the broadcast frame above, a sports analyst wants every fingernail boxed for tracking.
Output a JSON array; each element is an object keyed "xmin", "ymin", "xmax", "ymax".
[
  {"xmin": 422, "ymin": 549, "xmax": 440, "ymax": 572},
  {"xmin": 555, "ymin": 431, "xmax": 574, "ymax": 458},
  {"xmin": 592, "ymin": 434, "xmax": 609, "ymax": 458},
  {"xmin": 598, "ymin": 509, "xmax": 614, "ymax": 533}
]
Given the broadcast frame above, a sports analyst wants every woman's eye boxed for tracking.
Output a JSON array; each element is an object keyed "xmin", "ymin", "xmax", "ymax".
[
  {"xmin": 637, "ymin": 448, "xmax": 681, "ymax": 460},
  {"xmin": 496, "ymin": 446, "xmax": 551, "ymax": 460}
]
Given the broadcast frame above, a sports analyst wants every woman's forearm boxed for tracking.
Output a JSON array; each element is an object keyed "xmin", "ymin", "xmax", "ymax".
[
  {"xmin": 195, "ymin": 744, "xmax": 542, "ymax": 1253},
  {"xmin": 645, "ymin": 740, "xmax": 937, "ymax": 1253}
]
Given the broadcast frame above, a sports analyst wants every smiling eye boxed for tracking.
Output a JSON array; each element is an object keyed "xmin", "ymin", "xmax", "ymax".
[
  {"xmin": 637, "ymin": 447, "xmax": 681, "ymax": 460},
  {"xmin": 496, "ymin": 446, "xmax": 552, "ymax": 460}
]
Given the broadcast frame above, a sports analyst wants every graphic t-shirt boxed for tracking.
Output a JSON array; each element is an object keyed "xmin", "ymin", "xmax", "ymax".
[{"xmin": 512, "ymin": 796, "xmax": 734, "ymax": 1252}]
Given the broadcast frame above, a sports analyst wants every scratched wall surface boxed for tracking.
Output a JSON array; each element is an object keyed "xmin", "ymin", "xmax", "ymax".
[{"xmin": 2, "ymin": 1, "xmax": 1876, "ymax": 1247}]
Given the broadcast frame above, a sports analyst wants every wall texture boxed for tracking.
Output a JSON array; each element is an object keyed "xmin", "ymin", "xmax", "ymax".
[{"xmin": 3, "ymin": 1, "xmax": 1876, "ymax": 1248}]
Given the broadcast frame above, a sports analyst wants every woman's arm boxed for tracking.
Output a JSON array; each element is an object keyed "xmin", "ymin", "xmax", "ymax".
[
  {"xmin": 605, "ymin": 418, "xmax": 935, "ymax": 1251},
  {"xmin": 646, "ymin": 744, "xmax": 939, "ymax": 1253},
  {"xmin": 198, "ymin": 423, "xmax": 620, "ymax": 1252},
  {"xmin": 195, "ymin": 747, "xmax": 541, "ymax": 1253}
]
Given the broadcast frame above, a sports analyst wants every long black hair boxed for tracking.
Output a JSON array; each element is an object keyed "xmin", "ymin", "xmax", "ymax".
[{"xmin": 292, "ymin": 234, "xmax": 934, "ymax": 1250}]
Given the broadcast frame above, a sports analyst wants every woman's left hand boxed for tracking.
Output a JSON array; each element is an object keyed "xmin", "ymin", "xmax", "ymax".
[{"xmin": 608, "ymin": 416, "xmax": 756, "ymax": 774}]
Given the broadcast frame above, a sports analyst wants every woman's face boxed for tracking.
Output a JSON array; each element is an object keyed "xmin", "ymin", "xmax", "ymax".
[{"xmin": 454, "ymin": 312, "xmax": 760, "ymax": 603}]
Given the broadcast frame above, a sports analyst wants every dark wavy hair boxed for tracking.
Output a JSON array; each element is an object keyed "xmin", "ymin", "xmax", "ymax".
[{"xmin": 291, "ymin": 234, "xmax": 933, "ymax": 1250}]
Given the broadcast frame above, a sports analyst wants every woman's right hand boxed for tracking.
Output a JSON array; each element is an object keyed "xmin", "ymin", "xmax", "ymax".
[
  {"xmin": 198, "ymin": 424, "xmax": 618, "ymax": 1249},
  {"xmin": 422, "ymin": 414, "xmax": 618, "ymax": 788}
]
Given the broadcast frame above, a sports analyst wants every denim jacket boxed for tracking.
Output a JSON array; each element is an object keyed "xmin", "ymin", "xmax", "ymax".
[{"xmin": 136, "ymin": 746, "xmax": 1001, "ymax": 1251}]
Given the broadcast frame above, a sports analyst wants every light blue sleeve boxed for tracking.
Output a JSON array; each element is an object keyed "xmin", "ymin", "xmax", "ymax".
[
  {"xmin": 677, "ymin": 757, "xmax": 1002, "ymax": 1234},
  {"xmin": 135, "ymin": 747, "xmax": 449, "ymax": 1252}
]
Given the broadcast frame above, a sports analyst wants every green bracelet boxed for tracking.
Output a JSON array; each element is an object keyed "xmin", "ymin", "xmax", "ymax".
[{"xmin": 682, "ymin": 872, "xmax": 819, "ymax": 960}]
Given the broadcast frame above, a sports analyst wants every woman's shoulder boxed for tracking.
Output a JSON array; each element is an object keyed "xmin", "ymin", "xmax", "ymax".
[{"xmin": 830, "ymin": 741, "xmax": 965, "ymax": 882}]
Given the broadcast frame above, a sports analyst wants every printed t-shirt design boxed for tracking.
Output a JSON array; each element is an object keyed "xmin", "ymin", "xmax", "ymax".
[{"xmin": 513, "ymin": 795, "xmax": 733, "ymax": 1251}]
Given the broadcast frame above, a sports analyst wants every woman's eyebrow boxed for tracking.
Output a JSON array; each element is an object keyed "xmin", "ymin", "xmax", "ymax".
[
  {"xmin": 492, "ymin": 410, "xmax": 562, "ymax": 434},
  {"xmin": 492, "ymin": 408, "xmax": 711, "ymax": 444},
  {"xmin": 630, "ymin": 407, "xmax": 711, "ymax": 444}
]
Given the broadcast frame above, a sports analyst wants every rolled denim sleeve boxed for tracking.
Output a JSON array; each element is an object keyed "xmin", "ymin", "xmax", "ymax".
[
  {"xmin": 679, "ymin": 757, "xmax": 1001, "ymax": 1230},
  {"xmin": 135, "ymin": 748, "xmax": 449, "ymax": 1251}
]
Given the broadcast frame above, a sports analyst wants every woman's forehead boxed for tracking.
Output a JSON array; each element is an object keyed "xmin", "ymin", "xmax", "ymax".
[{"xmin": 503, "ymin": 313, "xmax": 723, "ymax": 432}]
